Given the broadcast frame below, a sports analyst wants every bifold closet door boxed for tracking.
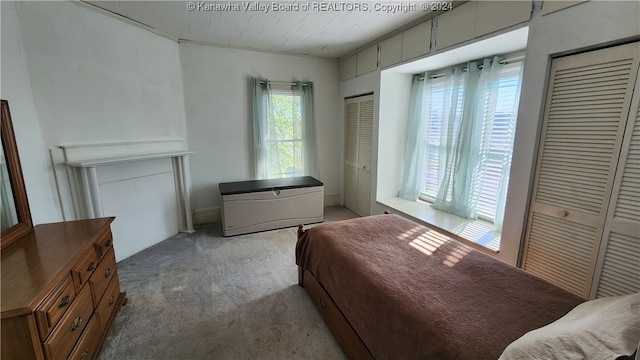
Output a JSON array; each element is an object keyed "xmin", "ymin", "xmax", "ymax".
[
  {"xmin": 521, "ymin": 42, "xmax": 640, "ymax": 299},
  {"xmin": 591, "ymin": 78, "xmax": 640, "ymax": 298},
  {"xmin": 344, "ymin": 95, "xmax": 373, "ymax": 216}
]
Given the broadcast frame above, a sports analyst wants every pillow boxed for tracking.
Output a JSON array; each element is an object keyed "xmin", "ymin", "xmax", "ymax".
[{"xmin": 499, "ymin": 292, "xmax": 640, "ymax": 360}]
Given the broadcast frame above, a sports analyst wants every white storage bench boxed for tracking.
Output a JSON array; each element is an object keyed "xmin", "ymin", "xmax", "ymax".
[{"xmin": 219, "ymin": 176, "xmax": 324, "ymax": 236}]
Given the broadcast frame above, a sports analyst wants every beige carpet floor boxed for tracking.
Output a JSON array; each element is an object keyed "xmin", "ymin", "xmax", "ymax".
[{"xmin": 99, "ymin": 206, "xmax": 358, "ymax": 360}]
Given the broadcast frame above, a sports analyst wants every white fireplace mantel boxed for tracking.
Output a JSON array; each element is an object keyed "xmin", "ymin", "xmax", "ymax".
[{"xmin": 60, "ymin": 140, "xmax": 195, "ymax": 234}]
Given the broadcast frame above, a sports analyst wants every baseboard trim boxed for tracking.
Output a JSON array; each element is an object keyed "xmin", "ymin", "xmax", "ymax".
[
  {"xmin": 324, "ymin": 193, "xmax": 340, "ymax": 206},
  {"xmin": 192, "ymin": 207, "xmax": 221, "ymax": 225},
  {"xmin": 191, "ymin": 193, "xmax": 340, "ymax": 225}
]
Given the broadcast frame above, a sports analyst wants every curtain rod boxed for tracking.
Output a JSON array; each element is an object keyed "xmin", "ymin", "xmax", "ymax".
[
  {"xmin": 418, "ymin": 55, "xmax": 525, "ymax": 80},
  {"xmin": 259, "ymin": 80, "xmax": 309, "ymax": 86}
]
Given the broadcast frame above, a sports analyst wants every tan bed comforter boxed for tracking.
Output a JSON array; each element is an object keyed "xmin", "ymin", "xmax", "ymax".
[{"xmin": 296, "ymin": 214, "xmax": 584, "ymax": 360}]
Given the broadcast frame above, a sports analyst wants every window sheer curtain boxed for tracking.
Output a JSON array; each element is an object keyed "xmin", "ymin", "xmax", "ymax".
[
  {"xmin": 399, "ymin": 74, "xmax": 429, "ymax": 200},
  {"xmin": 293, "ymin": 81, "xmax": 320, "ymax": 179},
  {"xmin": 252, "ymin": 78, "xmax": 319, "ymax": 180},
  {"xmin": 400, "ymin": 56, "xmax": 515, "ymax": 229},
  {"xmin": 252, "ymin": 78, "xmax": 277, "ymax": 179}
]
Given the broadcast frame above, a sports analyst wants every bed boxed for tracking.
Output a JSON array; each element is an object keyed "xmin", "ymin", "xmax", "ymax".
[{"xmin": 295, "ymin": 214, "xmax": 640, "ymax": 359}]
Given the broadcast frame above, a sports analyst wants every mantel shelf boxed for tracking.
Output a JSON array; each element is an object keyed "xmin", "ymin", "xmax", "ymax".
[{"xmin": 66, "ymin": 151, "xmax": 194, "ymax": 168}]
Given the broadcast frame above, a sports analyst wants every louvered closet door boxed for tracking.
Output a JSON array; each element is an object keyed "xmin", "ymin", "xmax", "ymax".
[
  {"xmin": 522, "ymin": 42, "xmax": 640, "ymax": 299},
  {"xmin": 344, "ymin": 99, "xmax": 359, "ymax": 212},
  {"xmin": 591, "ymin": 76, "xmax": 640, "ymax": 298},
  {"xmin": 344, "ymin": 95, "xmax": 373, "ymax": 216},
  {"xmin": 357, "ymin": 98, "xmax": 373, "ymax": 216}
]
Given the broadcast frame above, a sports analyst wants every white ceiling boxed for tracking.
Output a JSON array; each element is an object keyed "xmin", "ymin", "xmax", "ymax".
[{"xmin": 84, "ymin": 1, "xmax": 435, "ymax": 58}]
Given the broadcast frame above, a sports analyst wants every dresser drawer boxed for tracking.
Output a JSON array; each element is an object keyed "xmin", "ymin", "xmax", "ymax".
[
  {"xmin": 35, "ymin": 274, "xmax": 77, "ymax": 340},
  {"xmin": 72, "ymin": 248, "xmax": 99, "ymax": 292},
  {"xmin": 94, "ymin": 231, "xmax": 114, "ymax": 260},
  {"xmin": 68, "ymin": 316, "xmax": 101, "ymax": 360},
  {"xmin": 89, "ymin": 247, "xmax": 117, "ymax": 307},
  {"xmin": 42, "ymin": 285, "xmax": 94, "ymax": 360},
  {"xmin": 95, "ymin": 274, "xmax": 121, "ymax": 331}
]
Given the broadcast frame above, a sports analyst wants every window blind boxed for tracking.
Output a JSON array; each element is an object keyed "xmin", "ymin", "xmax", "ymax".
[
  {"xmin": 419, "ymin": 61, "xmax": 523, "ymax": 223},
  {"xmin": 476, "ymin": 63, "xmax": 523, "ymax": 220}
]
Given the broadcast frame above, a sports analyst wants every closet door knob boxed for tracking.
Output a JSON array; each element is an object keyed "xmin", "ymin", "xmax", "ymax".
[{"xmin": 558, "ymin": 209, "xmax": 569, "ymax": 217}]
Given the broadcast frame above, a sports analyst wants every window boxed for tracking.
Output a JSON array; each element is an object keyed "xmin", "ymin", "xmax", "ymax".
[
  {"xmin": 269, "ymin": 90, "xmax": 303, "ymax": 178},
  {"xmin": 401, "ymin": 57, "xmax": 523, "ymax": 228},
  {"xmin": 252, "ymin": 79, "xmax": 318, "ymax": 180}
]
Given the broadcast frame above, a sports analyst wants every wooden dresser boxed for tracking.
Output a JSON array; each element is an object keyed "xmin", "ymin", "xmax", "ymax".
[{"xmin": 1, "ymin": 217, "xmax": 126, "ymax": 360}]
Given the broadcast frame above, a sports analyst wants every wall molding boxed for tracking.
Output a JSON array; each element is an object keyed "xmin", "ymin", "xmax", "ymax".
[
  {"xmin": 59, "ymin": 139, "xmax": 187, "ymax": 163},
  {"xmin": 192, "ymin": 207, "xmax": 221, "ymax": 225},
  {"xmin": 324, "ymin": 193, "xmax": 340, "ymax": 207},
  {"xmin": 72, "ymin": 0, "xmax": 179, "ymax": 43}
]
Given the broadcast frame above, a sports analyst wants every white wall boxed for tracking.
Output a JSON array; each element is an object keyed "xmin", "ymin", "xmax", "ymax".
[
  {"xmin": 377, "ymin": 72, "xmax": 412, "ymax": 200},
  {"xmin": 5, "ymin": 1, "xmax": 189, "ymax": 260},
  {"xmin": 14, "ymin": 2, "xmax": 187, "ymax": 148},
  {"xmin": 179, "ymin": 43, "xmax": 341, "ymax": 220},
  {"xmin": 0, "ymin": 2, "xmax": 63, "ymax": 224}
]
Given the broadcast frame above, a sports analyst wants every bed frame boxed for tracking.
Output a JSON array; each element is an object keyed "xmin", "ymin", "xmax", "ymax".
[
  {"xmin": 297, "ymin": 225, "xmax": 374, "ymax": 360},
  {"xmin": 296, "ymin": 215, "xmax": 584, "ymax": 359}
]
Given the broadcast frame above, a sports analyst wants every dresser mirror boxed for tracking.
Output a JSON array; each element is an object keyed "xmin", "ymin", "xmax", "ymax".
[{"xmin": 1, "ymin": 99, "xmax": 33, "ymax": 249}]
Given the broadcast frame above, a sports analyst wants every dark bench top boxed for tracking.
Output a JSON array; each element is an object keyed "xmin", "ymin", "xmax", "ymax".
[{"xmin": 219, "ymin": 176, "xmax": 323, "ymax": 196}]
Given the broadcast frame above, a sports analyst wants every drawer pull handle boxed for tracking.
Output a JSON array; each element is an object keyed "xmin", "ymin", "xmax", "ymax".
[
  {"xmin": 320, "ymin": 299, "xmax": 326, "ymax": 309},
  {"xmin": 104, "ymin": 239, "xmax": 112, "ymax": 248},
  {"xmin": 87, "ymin": 262, "xmax": 95, "ymax": 272},
  {"xmin": 81, "ymin": 350, "xmax": 89, "ymax": 360},
  {"xmin": 108, "ymin": 295, "xmax": 115, "ymax": 306},
  {"xmin": 104, "ymin": 268, "xmax": 111, "ymax": 278},
  {"xmin": 59, "ymin": 295, "xmax": 70, "ymax": 308},
  {"xmin": 71, "ymin": 316, "xmax": 82, "ymax": 331}
]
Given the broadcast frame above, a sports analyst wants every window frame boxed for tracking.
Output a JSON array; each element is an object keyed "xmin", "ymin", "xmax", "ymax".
[{"xmin": 266, "ymin": 87, "xmax": 304, "ymax": 179}]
